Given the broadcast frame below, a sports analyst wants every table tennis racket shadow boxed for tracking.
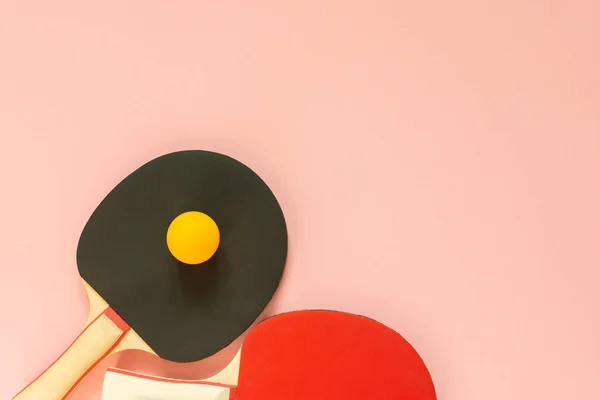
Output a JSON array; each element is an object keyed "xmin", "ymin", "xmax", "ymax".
[{"xmin": 102, "ymin": 310, "xmax": 437, "ymax": 400}]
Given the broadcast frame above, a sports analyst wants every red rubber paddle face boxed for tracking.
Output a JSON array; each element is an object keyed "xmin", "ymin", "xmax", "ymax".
[{"xmin": 235, "ymin": 310, "xmax": 436, "ymax": 400}]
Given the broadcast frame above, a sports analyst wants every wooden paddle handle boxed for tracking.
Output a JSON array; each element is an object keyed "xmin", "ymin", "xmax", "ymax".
[{"xmin": 13, "ymin": 308, "xmax": 130, "ymax": 400}]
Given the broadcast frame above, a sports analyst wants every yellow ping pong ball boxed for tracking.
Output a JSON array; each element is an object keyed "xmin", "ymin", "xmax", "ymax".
[{"xmin": 166, "ymin": 211, "xmax": 220, "ymax": 264}]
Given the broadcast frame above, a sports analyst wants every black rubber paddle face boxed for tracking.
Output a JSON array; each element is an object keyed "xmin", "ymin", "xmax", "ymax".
[{"xmin": 77, "ymin": 150, "xmax": 287, "ymax": 362}]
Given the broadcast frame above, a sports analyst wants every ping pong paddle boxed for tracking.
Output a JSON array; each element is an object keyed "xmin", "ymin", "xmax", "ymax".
[
  {"xmin": 102, "ymin": 310, "xmax": 437, "ymax": 400},
  {"xmin": 13, "ymin": 150, "xmax": 288, "ymax": 400}
]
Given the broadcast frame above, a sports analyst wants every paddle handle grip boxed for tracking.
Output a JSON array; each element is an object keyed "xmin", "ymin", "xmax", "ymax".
[{"xmin": 13, "ymin": 308, "xmax": 130, "ymax": 400}]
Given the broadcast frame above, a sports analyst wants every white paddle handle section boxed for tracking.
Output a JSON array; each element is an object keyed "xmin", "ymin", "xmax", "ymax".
[
  {"xmin": 102, "ymin": 368, "xmax": 233, "ymax": 400},
  {"xmin": 13, "ymin": 283, "xmax": 151, "ymax": 400}
]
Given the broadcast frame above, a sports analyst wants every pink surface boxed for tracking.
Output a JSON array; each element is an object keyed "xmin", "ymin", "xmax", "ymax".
[{"xmin": 1, "ymin": 1, "xmax": 599, "ymax": 399}]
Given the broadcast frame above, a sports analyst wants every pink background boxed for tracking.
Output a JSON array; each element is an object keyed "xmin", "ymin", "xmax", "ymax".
[{"xmin": 1, "ymin": 1, "xmax": 599, "ymax": 399}]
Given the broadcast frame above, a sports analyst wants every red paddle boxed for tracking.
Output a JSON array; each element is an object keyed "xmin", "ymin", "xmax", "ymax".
[{"xmin": 103, "ymin": 310, "xmax": 437, "ymax": 399}]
